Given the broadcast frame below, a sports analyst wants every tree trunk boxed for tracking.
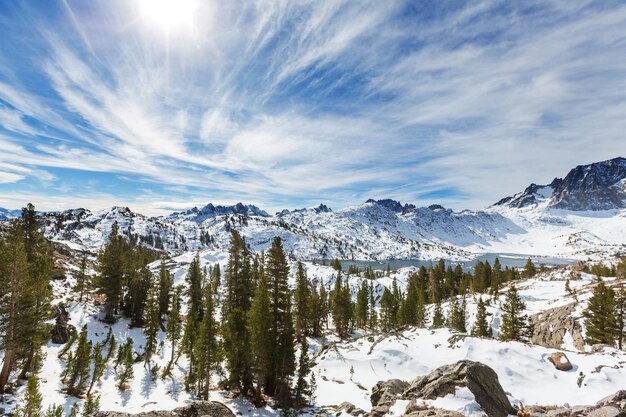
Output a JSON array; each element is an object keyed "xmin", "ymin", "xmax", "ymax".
[{"xmin": 0, "ymin": 349, "xmax": 15, "ymax": 394}]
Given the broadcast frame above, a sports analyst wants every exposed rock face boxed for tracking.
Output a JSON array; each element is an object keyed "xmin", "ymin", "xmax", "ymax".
[
  {"xmin": 370, "ymin": 379, "xmax": 409, "ymax": 407},
  {"xmin": 548, "ymin": 352, "xmax": 573, "ymax": 371},
  {"xmin": 403, "ymin": 361, "xmax": 515, "ymax": 417},
  {"xmin": 51, "ymin": 306, "xmax": 74, "ymax": 344},
  {"xmin": 529, "ymin": 303, "xmax": 585, "ymax": 351},
  {"xmin": 93, "ymin": 402, "xmax": 235, "ymax": 417},
  {"xmin": 552, "ymin": 157, "xmax": 626, "ymax": 211},
  {"xmin": 494, "ymin": 157, "xmax": 626, "ymax": 211}
]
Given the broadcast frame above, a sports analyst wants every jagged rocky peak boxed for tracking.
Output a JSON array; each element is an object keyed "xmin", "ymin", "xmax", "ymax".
[
  {"xmin": 551, "ymin": 156, "xmax": 626, "ymax": 211},
  {"xmin": 494, "ymin": 178, "xmax": 562, "ymax": 209},
  {"xmin": 277, "ymin": 203, "xmax": 333, "ymax": 216},
  {"xmin": 170, "ymin": 202, "xmax": 270, "ymax": 220},
  {"xmin": 494, "ymin": 157, "xmax": 626, "ymax": 211},
  {"xmin": 366, "ymin": 198, "xmax": 416, "ymax": 213}
]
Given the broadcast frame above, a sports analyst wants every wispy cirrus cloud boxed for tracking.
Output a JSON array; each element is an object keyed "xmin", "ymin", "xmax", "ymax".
[{"xmin": 0, "ymin": 0, "xmax": 625, "ymax": 214}]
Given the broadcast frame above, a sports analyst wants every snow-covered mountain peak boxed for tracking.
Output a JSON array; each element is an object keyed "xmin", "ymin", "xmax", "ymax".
[
  {"xmin": 365, "ymin": 198, "xmax": 416, "ymax": 213},
  {"xmin": 167, "ymin": 202, "xmax": 270, "ymax": 223},
  {"xmin": 494, "ymin": 157, "xmax": 626, "ymax": 211}
]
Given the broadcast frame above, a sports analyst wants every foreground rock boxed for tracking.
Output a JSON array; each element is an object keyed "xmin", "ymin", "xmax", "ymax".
[
  {"xmin": 548, "ymin": 352, "xmax": 573, "ymax": 371},
  {"xmin": 403, "ymin": 360, "xmax": 515, "ymax": 417},
  {"xmin": 93, "ymin": 402, "xmax": 235, "ymax": 417},
  {"xmin": 368, "ymin": 361, "xmax": 515, "ymax": 417}
]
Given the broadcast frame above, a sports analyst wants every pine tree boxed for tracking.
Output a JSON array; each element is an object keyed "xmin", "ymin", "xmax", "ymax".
[
  {"xmin": 369, "ymin": 281, "xmax": 377, "ymax": 331},
  {"xmin": 105, "ymin": 335, "xmax": 117, "ymax": 363},
  {"xmin": 248, "ymin": 271, "xmax": 272, "ymax": 404},
  {"xmin": 194, "ymin": 281, "xmax": 221, "ymax": 400},
  {"xmin": 97, "ymin": 222, "xmax": 125, "ymax": 318},
  {"xmin": 499, "ymin": 286, "xmax": 531, "ymax": 342},
  {"xmin": 75, "ymin": 256, "xmax": 91, "ymax": 303},
  {"xmin": 157, "ymin": 260, "xmax": 172, "ymax": 321},
  {"xmin": 294, "ymin": 262, "xmax": 310, "ymax": 340},
  {"xmin": 294, "ymin": 337, "xmax": 313, "ymax": 409},
  {"xmin": 380, "ymin": 288, "xmax": 395, "ymax": 332},
  {"xmin": 265, "ymin": 237, "xmax": 296, "ymax": 407},
  {"xmin": 124, "ymin": 265, "xmax": 152, "ymax": 327},
  {"xmin": 68, "ymin": 402, "xmax": 79, "ymax": 417},
  {"xmin": 44, "ymin": 405, "xmax": 64, "ymax": 417},
  {"xmin": 446, "ymin": 297, "xmax": 467, "ymax": 333},
  {"xmin": 355, "ymin": 280, "xmax": 369, "ymax": 329},
  {"xmin": 16, "ymin": 205, "xmax": 55, "ymax": 379},
  {"xmin": 471, "ymin": 298, "xmax": 492, "ymax": 337},
  {"xmin": 222, "ymin": 231, "xmax": 254, "ymax": 393},
  {"xmin": 431, "ymin": 302, "xmax": 444, "ymax": 329},
  {"xmin": 117, "ymin": 338, "xmax": 134, "ymax": 389},
  {"xmin": 82, "ymin": 396, "xmax": 100, "ymax": 417},
  {"xmin": 522, "ymin": 258, "xmax": 537, "ymax": 279},
  {"xmin": 0, "ymin": 223, "xmax": 31, "ymax": 393},
  {"xmin": 331, "ymin": 272, "xmax": 351, "ymax": 338},
  {"xmin": 87, "ymin": 343, "xmax": 106, "ymax": 395},
  {"xmin": 67, "ymin": 325, "xmax": 92, "ymax": 396},
  {"xmin": 164, "ymin": 287, "xmax": 182, "ymax": 376},
  {"xmin": 16, "ymin": 372, "xmax": 43, "ymax": 417},
  {"xmin": 310, "ymin": 281, "xmax": 322, "ymax": 337},
  {"xmin": 144, "ymin": 284, "xmax": 160, "ymax": 365},
  {"xmin": 583, "ymin": 281, "xmax": 619, "ymax": 346}
]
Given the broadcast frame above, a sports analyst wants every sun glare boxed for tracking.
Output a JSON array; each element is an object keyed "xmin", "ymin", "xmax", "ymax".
[{"xmin": 139, "ymin": 0, "xmax": 197, "ymax": 31}]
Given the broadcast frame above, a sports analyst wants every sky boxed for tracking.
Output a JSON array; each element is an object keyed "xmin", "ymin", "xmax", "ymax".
[{"xmin": 0, "ymin": 0, "xmax": 625, "ymax": 216}]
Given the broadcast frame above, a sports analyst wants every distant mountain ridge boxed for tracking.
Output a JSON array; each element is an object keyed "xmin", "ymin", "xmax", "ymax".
[
  {"xmin": 1, "ymin": 157, "xmax": 625, "ymax": 260},
  {"xmin": 494, "ymin": 157, "xmax": 626, "ymax": 210}
]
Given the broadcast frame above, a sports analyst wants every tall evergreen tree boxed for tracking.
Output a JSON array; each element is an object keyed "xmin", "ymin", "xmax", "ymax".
[
  {"xmin": 194, "ymin": 280, "xmax": 220, "ymax": 400},
  {"xmin": 583, "ymin": 281, "xmax": 619, "ymax": 346},
  {"xmin": 248, "ymin": 271, "xmax": 272, "ymax": 404},
  {"xmin": 522, "ymin": 258, "xmax": 537, "ymax": 279},
  {"xmin": 355, "ymin": 281, "xmax": 369, "ymax": 329},
  {"xmin": 431, "ymin": 302, "xmax": 444, "ymax": 329},
  {"xmin": 97, "ymin": 222, "xmax": 125, "ymax": 318},
  {"xmin": 67, "ymin": 325, "xmax": 92, "ymax": 396},
  {"xmin": 75, "ymin": 256, "xmax": 92, "ymax": 303},
  {"xmin": 499, "ymin": 286, "xmax": 531, "ymax": 342},
  {"xmin": 117, "ymin": 338, "xmax": 134, "ymax": 390},
  {"xmin": 0, "ymin": 223, "xmax": 30, "ymax": 393},
  {"xmin": 165, "ymin": 287, "xmax": 182, "ymax": 375},
  {"xmin": 265, "ymin": 237, "xmax": 295, "ymax": 407},
  {"xmin": 124, "ymin": 265, "xmax": 152, "ymax": 327},
  {"xmin": 157, "ymin": 260, "xmax": 173, "ymax": 321},
  {"xmin": 294, "ymin": 337, "xmax": 313, "ymax": 409},
  {"xmin": 222, "ymin": 231, "xmax": 254, "ymax": 393},
  {"xmin": 87, "ymin": 343, "xmax": 106, "ymax": 395},
  {"xmin": 144, "ymin": 285, "xmax": 160, "ymax": 365},
  {"xmin": 446, "ymin": 297, "xmax": 467, "ymax": 333},
  {"xmin": 16, "ymin": 372, "xmax": 43, "ymax": 417},
  {"xmin": 294, "ymin": 262, "xmax": 310, "ymax": 340},
  {"xmin": 471, "ymin": 298, "xmax": 492, "ymax": 337},
  {"xmin": 18, "ymin": 205, "xmax": 55, "ymax": 379}
]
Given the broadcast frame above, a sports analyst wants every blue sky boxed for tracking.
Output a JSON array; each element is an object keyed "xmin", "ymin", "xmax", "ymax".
[{"xmin": 0, "ymin": 0, "xmax": 625, "ymax": 215}]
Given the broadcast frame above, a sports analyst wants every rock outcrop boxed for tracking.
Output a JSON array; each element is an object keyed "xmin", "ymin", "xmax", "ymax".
[
  {"xmin": 368, "ymin": 361, "xmax": 515, "ymax": 417},
  {"xmin": 370, "ymin": 379, "xmax": 409, "ymax": 407},
  {"xmin": 93, "ymin": 402, "xmax": 235, "ymax": 417},
  {"xmin": 403, "ymin": 361, "xmax": 515, "ymax": 417},
  {"xmin": 51, "ymin": 306, "xmax": 74, "ymax": 344},
  {"xmin": 529, "ymin": 303, "xmax": 585, "ymax": 351}
]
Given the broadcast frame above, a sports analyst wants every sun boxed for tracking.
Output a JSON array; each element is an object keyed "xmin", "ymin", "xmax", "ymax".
[{"xmin": 138, "ymin": 0, "xmax": 197, "ymax": 31}]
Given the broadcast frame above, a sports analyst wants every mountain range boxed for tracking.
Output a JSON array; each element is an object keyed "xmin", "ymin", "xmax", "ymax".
[{"xmin": 1, "ymin": 157, "xmax": 625, "ymax": 260}]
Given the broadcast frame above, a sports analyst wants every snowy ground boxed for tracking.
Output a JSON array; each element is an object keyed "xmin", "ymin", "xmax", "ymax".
[{"xmin": 2, "ymin": 261, "xmax": 625, "ymax": 417}]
